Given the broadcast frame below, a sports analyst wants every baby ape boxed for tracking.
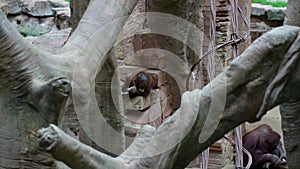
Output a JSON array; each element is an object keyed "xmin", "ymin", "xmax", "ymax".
[
  {"xmin": 128, "ymin": 70, "xmax": 159, "ymax": 98},
  {"xmin": 243, "ymin": 124, "xmax": 287, "ymax": 169}
]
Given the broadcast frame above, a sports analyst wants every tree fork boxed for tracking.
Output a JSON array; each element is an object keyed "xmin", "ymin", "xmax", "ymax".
[{"xmin": 39, "ymin": 26, "xmax": 300, "ymax": 169}]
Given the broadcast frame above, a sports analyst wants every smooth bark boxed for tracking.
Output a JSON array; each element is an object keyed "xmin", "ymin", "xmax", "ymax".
[
  {"xmin": 284, "ymin": 0, "xmax": 300, "ymax": 27},
  {"xmin": 1, "ymin": 0, "xmax": 300, "ymax": 168},
  {"xmin": 38, "ymin": 26, "xmax": 300, "ymax": 169},
  {"xmin": 0, "ymin": 0, "xmax": 138, "ymax": 167},
  {"xmin": 281, "ymin": 1, "xmax": 300, "ymax": 168},
  {"xmin": 280, "ymin": 103, "xmax": 300, "ymax": 169}
]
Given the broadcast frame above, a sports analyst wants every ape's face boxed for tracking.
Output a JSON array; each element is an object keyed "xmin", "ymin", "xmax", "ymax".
[
  {"xmin": 260, "ymin": 132, "xmax": 280, "ymax": 153},
  {"xmin": 128, "ymin": 70, "xmax": 159, "ymax": 98},
  {"xmin": 135, "ymin": 73, "xmax": 149, "ymax": 94}
]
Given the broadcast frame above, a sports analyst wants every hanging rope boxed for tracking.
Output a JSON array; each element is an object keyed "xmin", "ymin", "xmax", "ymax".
[
  {"xmin": 208, "ymin": 0, "xmax": 217, "ymax": 81},
  {"xmin": 187, "ymin": 0, "xmax": 252, "ymax": 168},
  {"xmin": 229, "ymin": 0, "xmax": 244, "ymax": 168},
  {"xmin": 200, "ymin": 0, "xmax": 217, "ymax": 168},
  {"xmin": 186, "ymin": 0, "xmax": 250, "ymax": 90},
  {"xmin": 201, "ymin": 148, "xmax": 209, "ymax": 169},
  {"xmin": 223, "ymin": 135, "xmax": 252, "ymax": 169},
  {"xmin": 234, "ymin": 126, "xmax": 244, "ymax": 168},
  {"xmin": 230, "ymin": 0, "xmax": 239, "ymax": 59}
]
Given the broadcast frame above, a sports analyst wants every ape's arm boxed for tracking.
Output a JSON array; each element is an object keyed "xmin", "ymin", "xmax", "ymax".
[
  {"xmin": 253, "ymin": 151, "xmax": 283, "ymax": 167},
  {"xmin": 275, "ymin": 141, "xmax": 287, "ymax": 161}
]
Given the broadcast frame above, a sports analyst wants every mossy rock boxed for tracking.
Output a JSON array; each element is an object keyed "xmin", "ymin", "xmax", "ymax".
[{"xmin": 17, "ymin": 24, "xmax": 52, "ymax": 37}]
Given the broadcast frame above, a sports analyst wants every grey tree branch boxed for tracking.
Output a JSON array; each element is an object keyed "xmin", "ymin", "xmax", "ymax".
[
  {"xmin": 0, "ymin": 9, "xmax": 73, "ymax": 168},
  {"xmin": 62, "ymin": 0, "xmax": 138, "ymax": 52},
  {"xmin": 38, "ymin": 124, "xmax": 126, "ymax": 169},
  {"xmin": 281, "ymin": 2, "xmax": 300, "ymax": 167},
  {"xmin": 0, "ymin": 0, "xmax": 139, "ymax": 167},
  {"xmin": 38, "ymin": 26, "xmax": 300, "ymax": 169}
]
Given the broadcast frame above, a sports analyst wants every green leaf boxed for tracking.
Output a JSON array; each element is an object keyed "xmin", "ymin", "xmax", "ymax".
[{"xmin": 252, "ymin": 0, "xmax": 287, "ymax": 7}]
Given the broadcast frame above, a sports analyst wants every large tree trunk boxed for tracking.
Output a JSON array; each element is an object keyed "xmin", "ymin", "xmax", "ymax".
[
  {"xmin": 1, "ymin": 0, "xmax": 300, "ymax": 168},
  {"xmin": 280, "ymin": 103, "xmax": 300, "ymax": 169},
  {"xmin": 38, "ymin": 25, "xmax": 300, "ymax": 169},
  {"xmin": 69, "ymin": 0, "xmax": 90, "ymax": 32},
  {"xmin": 62, "ymin": 0, "xmax": 126, "ymax": 156},
  {"xmin": 280, "ymin": 1, "xmax": 300, "ymax": 168},
  {"xmin": 0, "ymin": 0, "xmax": 138, "ymax": 168},
  {"xmin": 146, "ymin": 0, "xmax": 203, "ymax": 69},
  {"xmin": 284, "ymin": 0, "xmax": 300, "ymax": 26},
  {"xmin": 0, "ymin": 9, "xmax": 64, "ymax": 168}
]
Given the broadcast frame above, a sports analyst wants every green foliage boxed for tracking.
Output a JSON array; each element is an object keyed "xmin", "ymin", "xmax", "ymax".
[
  {"xmin": 252, "ymin": 0, "xmax": 287, "ymax": 7},
  {"xmin": 65, "ymin": 0, "xmax": 70, "ymax": 2}
]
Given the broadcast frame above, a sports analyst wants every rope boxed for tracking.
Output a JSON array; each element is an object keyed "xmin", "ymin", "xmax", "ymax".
[
  {"xmin": 234, "ymin": 126, "xmax": 244, "ymax": 168},
  {"xmin": 185, "ymin": 0, "xmax": 250, "ymax": 90},
  {"xmin": 230, "ymin": 0, "xmax": 239, "ymax": 59},
  {"xmin": 200, "ymin": 0, "xmax": 217, "ymax": 168},
  {"xmin": 223, "ymin": 135, "xmax": 252, "ymax": 169},
  {"xmin": 186, "ymin": 0, "xmax": 252, "ymax": 168},
  {"xmin": 201, "ymin": 148, "xmax": 210, "ymax": 169},
  {"xmin": 229, "ymin": 0, "xmax": 244, "ymax": 167},
  {"xmin": 208, "ymin": 0, "xmax": 217, "ymax": 81}
]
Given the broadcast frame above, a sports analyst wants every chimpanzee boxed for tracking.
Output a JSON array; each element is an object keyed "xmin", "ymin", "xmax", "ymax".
[
  {"xmin": 243, "ymin": 124, "xmax": 287, "ymax": 169},
  {"xmin": 128, "ymin": 70, "xmax": 159, "ymax": 98}
]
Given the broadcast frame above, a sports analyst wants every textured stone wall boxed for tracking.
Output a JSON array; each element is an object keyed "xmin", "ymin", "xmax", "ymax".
[
  {"xmin": 115, "ymin": 0, "xmax": 202, "ymax": 128},
  {"xmin": 3, "ymin": 0, "xmax": 70, "ymax": 36},
  {"xmin": 196, "ymin": 0, "xmax": 252, "ymax": 168},
  {"xmin": 251, "ymin": 3, "xmax": 285, "ymax": 42},
  {"xmin": 214, "ymin": 0, "xmax": 232, "ymax": 67}
]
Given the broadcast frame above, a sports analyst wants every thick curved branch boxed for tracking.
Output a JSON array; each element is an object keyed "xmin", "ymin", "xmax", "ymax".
[
  {"xmin": 58, "ymin": 1, "xmax": 140, "ymax": 158},
  {"xmin": 0, "ymin": 9, "xmax": 74, "ymax": 168},
  {"xmin": 281, "ymin": 2, "xmax": 300, "ymax": 168},
  {"xmin": 0, "ymin": 0, "xmax": 138, "ymax": 168},
  {"xmin": 0, "ymin": 10, "xmax": 55, "ymax": 88},
  {"xmin": 54, "ymin": 0, "xmax": 140, "ymax": 88},
  {"xmin": 62, "ymin": 0, "xmax": 138, "ymax": 52},
  {"xmin": 0, "ymin": 0, "xmax": 139, "ymax": 85},
  {"xmin": 280, "ymin": 102, "xmax": 300, "ymax": 167},
  {"xmin": 39, "ymin": 26, "xmax": 300, "ymax": 169},
  {"xmin": 0, "ymin": 9, "xmax": 73, "ymax": 117},
  {"xmin": 38, "ymin": 124, "xmax": 126, "ymax": 169},
  {"xmin": 0, "ymin": 9, "xmax": 72, "ymax": 99},
  {"xmin": 129, "ymin": 26, "xmax": 300, "ymax": 169}
]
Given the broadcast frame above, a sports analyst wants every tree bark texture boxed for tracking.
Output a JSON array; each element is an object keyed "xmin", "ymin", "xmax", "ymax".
[
  {"xmin": 1, "ymin": 0, "xmax": 300, "ymax": 168},
  {"xmin": 62, "ymin": 0, "xmax": 127, "ymax": 156},
  {"xmin": 70, "ymin": 0, "xmax": 90, "ymax": 32},
  {"xmin": 284, "ymin": 0, "xmax": 300, "ymax": 27},
  {"xmin": 146, "ymin": 0, "xmax": 204, "ymax": 69},
  {"xmin": 38, "ymin": 26, "xmax": 300, "ymax": 169},
  {"xmin": 280, "ymin": 103, "xmax": 300, "ymax": 169},
  {"xmin": 281, "ymin": 1, "xmax": 300, "ymax": 168},
  {"xmin": 0, "ymin": 0, "xmax": 139, "ymax": 168}
]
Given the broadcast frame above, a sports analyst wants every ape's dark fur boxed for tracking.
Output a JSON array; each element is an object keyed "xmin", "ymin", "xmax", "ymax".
[
  {"xmin": 243, "ymin": 124, "xmax": 287, "ymax": 169},
  {"xmin": 129, "ymin": 70, "xmax": 159, "ymax": 98}
]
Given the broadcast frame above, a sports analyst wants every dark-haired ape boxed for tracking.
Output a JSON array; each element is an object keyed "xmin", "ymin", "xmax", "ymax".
[
  {"xmin": 128, "ymin": 70, "xmax": 159, "ymax": 98},
  {"xmin": 243, "ymin": 124, "xmax": 287, "ymax": 169}
]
